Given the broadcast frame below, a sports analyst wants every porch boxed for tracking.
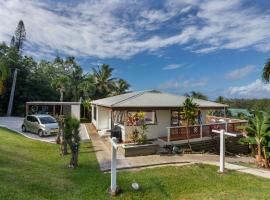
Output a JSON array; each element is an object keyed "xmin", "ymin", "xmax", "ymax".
[{"xmin": 159, "ymin": 117, "xmax": 248, "ymax": 144}]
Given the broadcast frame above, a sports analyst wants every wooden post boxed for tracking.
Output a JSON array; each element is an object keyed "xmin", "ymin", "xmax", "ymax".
[
  {"xmin": 200, "ymin": 124, "xmax": 203, "ymax": 139},
  {"xmin": 220, "ymin": 129, "xmax": 225, "ymax": 173},
  {"xmin": 212, "ymin": 129, "xmax": 237, "ymax": 173},
  {"xmin": 109, "ymin": 137, "xmax": 121, "ymax": 195},
  {"xmin": 167, "ymin": 127, "xmax": 171, "ymax": 144}
]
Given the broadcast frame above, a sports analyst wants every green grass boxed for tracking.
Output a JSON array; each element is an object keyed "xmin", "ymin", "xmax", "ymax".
[{"xmin": 1, "ymin": 128, "xmax": 270, "ymax": 200}]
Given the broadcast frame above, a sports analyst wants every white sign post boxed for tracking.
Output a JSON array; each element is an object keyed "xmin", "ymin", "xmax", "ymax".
[
  {"xmin": 109, "ymin": 137, "xmax": 120, "ymax": 195},
  {"xmin": 212, "ymin": 129, "xmax": 237, "ymax": 173}
]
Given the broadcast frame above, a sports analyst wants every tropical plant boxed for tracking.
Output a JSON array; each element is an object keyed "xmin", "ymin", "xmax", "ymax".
[
  {"xmin": 92, "ymin": 64, "xmax": 116, "ymax": 98},
  {"xmin": 243, "ymin": 111, "xmax": 270, "ymax": 167},
  {"xmin": 82, "ymin": 99, "xmax": 91, "ymax": 118},
  {"xmin": 78, "ymin": 75, "xmax": 96, "ymax": 99},
  {"xmin": 215, "ymin": 96, "xmax": 225, "ymax": 104},
  {"xmin": 127, "ymin": 111, "xmax": 148, "ymax": 144},
  {"xmin": 51, "ymin": 76, "xmax": 69, "ymax": 103},
  {"xmin": 185, "ymin": 91, "xmax": 208, "ymax": 100},
  {"xmin": 64, "ymin": 116, "xmax": 80, "ymax": 168},
  {"xmin": 113, "ymin": 78, "xmax": 130, "ymax": 95},
  {"xmin": 181, "ymin": 98, "xmax": 199, "ymax": 149}
]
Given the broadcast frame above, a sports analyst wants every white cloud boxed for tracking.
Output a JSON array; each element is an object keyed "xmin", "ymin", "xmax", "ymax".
[
  {"xmin": 159, "ymin": 78, "xmax": 208, "ymax": 89},
  {"xmin": 163, "ymin": 64, "xmax": 183, "ymax": 70},
  {"xmin": 226, "ymin": 65, "xmax": 255, "ymax": 80},
  {"xmin": 0, "ymin": 0, "xmax": 270, "ymax": 59},
  {"xmin": 227, "ymin": 79, "xmax": 270, "ymax": 98}
]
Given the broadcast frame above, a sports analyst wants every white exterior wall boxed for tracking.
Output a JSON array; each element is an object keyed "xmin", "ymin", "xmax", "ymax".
[
  {"xmin": 71, "ymin": 105, "xmax": 80, "ymax": 120},
  {"xmin": 91, "ymin": 105, "xmax": 97, "ymax": 127},
  {"xmin": 123, "ymin": 110, "xmax": 171, "ymax": 141},
  {"xmin": 98, "ymin": 106, "xmax": 111, "ymax": 129},
  {"xmin": 92, "ymin": 105, "xmax": 112, "ymax": 130},
  {"xmin": 201, "ymin": 109, "xmax": 208, "ymax": 124}
]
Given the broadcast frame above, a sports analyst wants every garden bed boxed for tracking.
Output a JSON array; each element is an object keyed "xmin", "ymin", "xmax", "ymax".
[{"xmin": 121, "ymin": 142, "xmax": 158, "ymax": 157}]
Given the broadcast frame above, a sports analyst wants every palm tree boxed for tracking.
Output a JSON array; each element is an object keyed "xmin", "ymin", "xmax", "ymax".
[
  {"xmin": 245, "ymin": 111, "xmax": 270, "ymax": 167},
  {"xmin": 113, "ymin": 78, "xmax": 130, "ymax": 95},
  {"xmin": 181, "ymin": 98, "xmax": 199, "ymax": 149},
  {"xmin": 64, "ymin": 116, "xmax": 81, "ymax": 168},
  {"xmin": 262, "ymin": 58, "xmax": 270, "ymax": 83},
  {"xmin": 189, "ymin": 91, "xmax": 208, "ymax": 100},
  {"xmin": 92, "ymin": 64, "xmax": 116, "ymax": 98},
  {"xmin": 51, "ymin": 76, "xmax": 69, "ymax": 114},
  {"xmin": 78, "ymin": 75, "xmax": 96, "ymax": 99},
  {"xmin": 216, "ymin": 96, "xmax": 225, "ymax": 104},
  {"xmin": 68, "ymin": 65, "xmax": 84, "ymax": 101},
  {"xmin": 82, "ymin": 99, "xmax": 91, "ymax": 118}
]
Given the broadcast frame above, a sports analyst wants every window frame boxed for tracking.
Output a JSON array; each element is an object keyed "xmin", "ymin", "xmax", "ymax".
[{"xmin": 127, "ymin": 110, "xmax": 157, "ymax": 126}]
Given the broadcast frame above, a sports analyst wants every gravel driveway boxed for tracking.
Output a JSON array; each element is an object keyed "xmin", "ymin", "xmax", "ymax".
[{"xmin": 0, "ymin": 117, "xmax": 89, "ymax": 143}]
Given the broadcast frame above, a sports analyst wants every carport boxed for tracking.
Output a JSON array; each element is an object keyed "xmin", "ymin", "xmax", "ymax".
[{"xmin": 25, "ymin": 101, "xmax": 81, "ymax": 120}]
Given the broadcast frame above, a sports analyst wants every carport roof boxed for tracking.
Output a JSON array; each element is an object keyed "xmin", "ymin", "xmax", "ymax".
[
  {"xmin": 92, "ymin": 90, "xmax": 227, "ymax": 108},
  {"xmin": 26, "ymin": 101, "xmax": 81, "ymax": 105}
]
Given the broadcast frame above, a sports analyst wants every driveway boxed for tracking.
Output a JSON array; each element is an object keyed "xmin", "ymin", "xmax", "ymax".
[{"xmin": 0, "ymin": 117, "xmax": 90, "ymax": 143}]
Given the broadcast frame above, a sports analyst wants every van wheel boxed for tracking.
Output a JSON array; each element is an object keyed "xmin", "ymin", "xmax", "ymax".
[
  {"xmin": 22, "ymin": 125, "xmax": 26, "ymax": 132},
  {"xmin": 38, "ymin": 130, "xmax": 44, "ymax": 137}
]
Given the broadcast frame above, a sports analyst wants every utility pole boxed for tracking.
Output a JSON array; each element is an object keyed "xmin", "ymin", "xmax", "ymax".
[{"xmin": 7, "ymin": 68, "xmax": 18, "ymax": 116}]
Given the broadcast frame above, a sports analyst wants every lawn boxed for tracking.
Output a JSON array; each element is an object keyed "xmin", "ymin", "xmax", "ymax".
[{"xmin": 0, "ymin": 128, "xmax": 270, "ymax": 200}]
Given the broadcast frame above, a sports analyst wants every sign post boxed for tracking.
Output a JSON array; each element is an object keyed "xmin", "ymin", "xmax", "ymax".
[
  {"xmin": 108, "ymin": 137, "xmax": 121, "ymax": 195},
  {"xmin": 212, "ymin": 129, "xmax": 237, "ymax": 173}
]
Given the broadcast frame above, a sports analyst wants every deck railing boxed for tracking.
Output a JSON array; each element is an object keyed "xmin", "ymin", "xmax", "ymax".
[{"xmin": 165, "ymin": 121, "xmax": 247, "ymax": 143}]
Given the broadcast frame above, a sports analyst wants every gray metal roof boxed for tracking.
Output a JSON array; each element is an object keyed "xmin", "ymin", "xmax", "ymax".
[{"xmin": 92, "ymin": 90, "xmax": 227, "ymax": 108}]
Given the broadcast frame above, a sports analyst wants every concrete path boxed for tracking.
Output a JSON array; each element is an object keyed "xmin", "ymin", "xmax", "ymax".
[
  {"xmin": 0, "ymin": 117, "xmax": 90, "ymax": 143},
  {"xmin": 87, "ymin": 124, "xmax": 270, "ymax": 179}
]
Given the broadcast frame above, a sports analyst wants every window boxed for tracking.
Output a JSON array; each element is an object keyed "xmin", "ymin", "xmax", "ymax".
[
  {"xmin": 127, "ymin": 111, "xmax": 156, "ymax": 125},
  {"xmin": 113, "ymin": 111, "xmax": 125, "ymax": 125},
  {"xmin": 93, "ymin": 106, "xmax": 97, "ymax": 120},
  {"xmin": 39, "ymin": 117, "xmax": 56, "ymax": 124}
]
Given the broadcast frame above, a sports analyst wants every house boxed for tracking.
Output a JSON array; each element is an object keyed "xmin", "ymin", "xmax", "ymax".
[{"xmin": 91, "ymin": 90, "xmax": 247, "ymax": 144}]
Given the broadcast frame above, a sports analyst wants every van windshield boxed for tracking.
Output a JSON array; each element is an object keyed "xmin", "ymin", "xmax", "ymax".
[{"xmin": 39, "ymin": 117, "xmax": 57, "ymax": 124}]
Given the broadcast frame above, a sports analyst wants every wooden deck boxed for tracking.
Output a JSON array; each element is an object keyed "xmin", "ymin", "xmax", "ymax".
[{"xmin": 159, "ymin": 121, "xmax": 247, "ymax": 142}]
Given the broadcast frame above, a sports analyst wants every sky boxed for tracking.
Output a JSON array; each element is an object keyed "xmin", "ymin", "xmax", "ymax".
[{"xmin": 1, "ymin": 0, "xmax": 270, "ymax": 99}]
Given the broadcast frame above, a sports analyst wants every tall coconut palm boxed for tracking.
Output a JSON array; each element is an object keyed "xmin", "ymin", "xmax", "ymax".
[
  {"xmin": 245, "ymin": 111, "xmax": 270, "ymax": 167},
  {"xmin": 181, "ymin": 98, "xmax": 199, "ymax": 149},
  {"xmin": 113, "ymin": 78, "xmax": 130, "ymax": 95},
  {"xmin": 51, "ymin": 76, "xmax": 69, "ymax": 114},
  {"xmin": 262, "ymin": 58, "xmax": 270, "ymax": 83},
  {"xmin": 82, "ymin": 99, "xmax": 91, "ymax": 118},
  {"xmin": 78, "ymin": 75, "xmax": 96, "ymax": 99},
  {"xmin": 68, "ymin": 65, "xmax": 84, "ymax": 101},
  {"xmin": 92, "ymin": 64, "xmax": 116, "ymax": 98}
]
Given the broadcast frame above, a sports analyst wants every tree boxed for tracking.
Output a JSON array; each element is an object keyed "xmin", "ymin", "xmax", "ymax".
[
  {"xmin": 92, "ymin": 64, "xmax": 116, "ymax": 98},
  {"xmin": 216, "ymin": 96, "xmax": 225, "ymax": 104},
  {"xmin": 82, "ymin": 99, "xmax": 91, "ymax": 118},
  {"xmin": 78, "ymin": 75, "xmax": 96, "ymax": 99},
  {"xmin": 14, "ymin": 20, "xmax": 26, "ymax": 51},
  {"xmin": 262, "ymin": 58, "xmax": 270, "ymax": 83},
  {"xmin": 188, "ymin": 91, "xmax": 208, "ymax": 100},
  {"xmin": 64, "ymin": 116, "xmax": 80, "ymax": 168},
  {"xmin": 181, "ymin": 98, "xmax": 199, "ymax": 149},
  {"xmin": 113, "ymin": 78, "xmax": 130, "ymax": 95},
  {"xmin": 244, "ymin": 111, "xmax": 270, "ymax": 167},
  {"xmin": 51, "ymin": 76, "xmax": 69, "ymax": 103}
]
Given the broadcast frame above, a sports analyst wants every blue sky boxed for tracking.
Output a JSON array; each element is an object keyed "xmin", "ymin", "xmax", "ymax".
[{"xmin": 1, "ymin": 0, "xmax": 270, "ymax": 99}]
